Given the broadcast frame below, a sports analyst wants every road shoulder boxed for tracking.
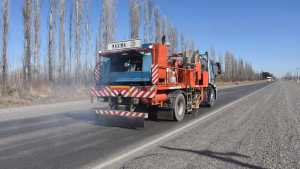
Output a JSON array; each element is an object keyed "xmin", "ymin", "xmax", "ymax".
[{"xmin": 89, "ymin": 82, "xmax": 272, "ymax": 169}]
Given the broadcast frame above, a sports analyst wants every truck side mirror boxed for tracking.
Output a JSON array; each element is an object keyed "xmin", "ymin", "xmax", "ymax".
[{"xmin": 216, "ymin": 62, "xmax": 222, "ymax": 74}]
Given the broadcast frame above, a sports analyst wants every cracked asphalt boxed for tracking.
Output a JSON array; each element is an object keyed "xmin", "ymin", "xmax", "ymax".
[{"xmin": 120, "ymin": 81, "xmax": 300, "ymax": 169}]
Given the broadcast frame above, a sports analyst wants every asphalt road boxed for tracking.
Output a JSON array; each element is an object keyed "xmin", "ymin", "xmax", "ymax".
[
  {"xmin": 121, "ymin": 81, "xmax": 300, "ymax": 169},
  {"xmin": 0, "ymin": 82, "xmax": 270, "ymax": 169}
]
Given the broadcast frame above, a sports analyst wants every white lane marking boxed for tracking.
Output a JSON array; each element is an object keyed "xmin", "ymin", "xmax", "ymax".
[{"xmin": 92, "ymin": 83, "xmax": 274, "ymax": 169}]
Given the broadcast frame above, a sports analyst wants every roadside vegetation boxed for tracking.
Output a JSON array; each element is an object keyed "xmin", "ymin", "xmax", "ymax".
[{"xmin": 0, "ymin": 0, "xmax": 262, "ymax": 107}]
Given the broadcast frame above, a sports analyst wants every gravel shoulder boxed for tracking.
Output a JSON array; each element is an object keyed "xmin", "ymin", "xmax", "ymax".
[{"xmin": 120, "ymin": 81, "xmax": 300, "ymax": 169}]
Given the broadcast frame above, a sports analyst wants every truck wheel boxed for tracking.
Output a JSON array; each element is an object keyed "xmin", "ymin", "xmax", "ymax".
[
  {"xmin": 206, "ymin": 87, "xmax": 215, "ymax": 107},
  {"xmin": 172, "ymin": 93, "xmax": 186, "ymax": 121}
]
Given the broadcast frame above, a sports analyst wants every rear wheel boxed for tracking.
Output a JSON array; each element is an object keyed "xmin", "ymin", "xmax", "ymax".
[{"xmin": 171, "ymin": 93, "xmax": 186, "ymax": 121}]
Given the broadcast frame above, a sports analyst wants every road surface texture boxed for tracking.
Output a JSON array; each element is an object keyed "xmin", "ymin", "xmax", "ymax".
[
  {"xmin": 0, "ymin": 82, "xmax": 272, "ymax": 169},
  {"xmin": 120, "ymin": 81, "xmax": 300, "ymax": 169}
]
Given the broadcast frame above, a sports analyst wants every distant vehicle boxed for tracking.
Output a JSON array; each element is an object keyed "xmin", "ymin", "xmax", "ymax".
[
  {"xmin": 266, "ymin": 77, "xmax": 273, "ymax": 82},
  {"xmin": 90, "ymin": 39, "xmax": 221, "ymax": 125}
]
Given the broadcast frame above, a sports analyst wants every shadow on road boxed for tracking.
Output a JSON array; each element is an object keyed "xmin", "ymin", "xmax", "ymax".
[{"xmin": 160, "ymin": 146, "xmax": 267, "ymax": 169}]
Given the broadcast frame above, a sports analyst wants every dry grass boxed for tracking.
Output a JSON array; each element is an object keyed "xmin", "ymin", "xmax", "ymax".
[{"xmin": 0, "ymin": 80, "xmax": 90, "ymax": 109}]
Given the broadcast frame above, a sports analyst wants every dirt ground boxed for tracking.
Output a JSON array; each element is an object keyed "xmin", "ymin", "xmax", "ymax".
[{"xmin": 0, "ymin": 84, "xmax": 90, "ymax": 109}]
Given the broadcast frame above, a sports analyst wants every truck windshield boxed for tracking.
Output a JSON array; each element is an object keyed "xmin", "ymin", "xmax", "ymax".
[
  {"xmin": 103, "ymin": 51, "xmax": 143, "ymax": 72},
  {"xmin": 98, "ymin": 50, "xmax": 152, "ymax": 85}
]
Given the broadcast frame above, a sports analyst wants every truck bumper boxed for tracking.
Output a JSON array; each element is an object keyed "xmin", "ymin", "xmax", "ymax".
[{"xmin": 95, "ymin": 109, "xmax": 148, "ymax": 128}]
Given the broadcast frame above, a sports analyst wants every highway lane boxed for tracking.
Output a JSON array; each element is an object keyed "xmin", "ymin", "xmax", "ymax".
[
  {"xmin": 0, "ymin": 82, "xmax": 268, "ymax": 169},
  {"xmin": 121, "ymin": 81, "xmax": 300, "ymax": 169}
]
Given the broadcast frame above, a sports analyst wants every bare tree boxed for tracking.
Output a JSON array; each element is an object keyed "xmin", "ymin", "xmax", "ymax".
[
  {"xmin": 232, "ymin": 54, "xmax": 238, "ymax": 81},
  {"xmin": 180, "ymin": 33, "xmax": 185, "ymax": 52},
  {"xmin": 237, "ymin": 58, "xmax": 244, "ymax": 81},
  {"xmin": 209, "ymin": 47, "xmax": 216, "ymax": 61},
  {"xmin": 143, "ymin": 0, "xmax": 153, "ymax": 42},
  {"xmin": 154, "ymin": 7, "xmax": 161, "ymax": 42},
  {"xmin": 0, "ymin": 8, "xmax": 2, "ymax": 85},
  {"xmin": 48, "ymin": 0, "xmax": 57, "ymax": 82},
  {"xmin": 166, "ymin": 23, "xmax": 177, "ymax": 54},
  {"xmin": 224, "ymin": 51, "xmax": 231, "ymax": 81},
  {"xmin": 161, "ymin": 15, "xmax": 167, "ymax": 38},
  {"xmin": 222, "ymin": 51, "xmax": 258, "ymax": 82},
  {"xmin": 85, "ymin": 1, "xmax": 92, "ymax": 60},
  {"xmin": 95, "ymin": 36, "xmax": 99, "ymax": 64},
  {"xmin": 171, "ymin": 26, "xmax": 178, "ymax": 54},
  {"xmin": 83, "ymin": 0, "xmax": 92, "ymax": 80},
  {"xmin": 101, "ymin": 0, "xmax": 117, "ymax": 49},
  {"xmin": 218, "ymin": 55, "xmax": 224, "ymax": 80},
  {"xmin": 129, "ymin": 0, "xmax": 141, "ymax": 39},
  {"xmin": 59, "ymin": 0, "xmax": 66, "ymax": 80},
  {"xmin": 23, "ymin": 0, "xmax": 32, "ymax": 85},
  {"xmin": 1, "ymin": 0, "xmax": 8, "ymax": 93},
  {"xmin": 68, "ymin": 0, "xmax": 74, "ymax": 77},
  {"xmin": 218, "ymin": 55, "xmax": 223, "ymax": 66},
  {"xmin": 96, "ymin": 9, "xmax": 101, "ymax": 63},
  {"xmin": 74, "ymin": 0, "xmax": 83, "ymax": 82},
  {"xmin": 33, "ymin": 0, "xmax": 40, "ymax": 80},
  {"xmin": 186, "ymin": 40, "xmax": 194, "ymax": 57}
]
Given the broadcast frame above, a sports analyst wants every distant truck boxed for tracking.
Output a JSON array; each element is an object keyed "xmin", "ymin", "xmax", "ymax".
[{"xmin": 90, "ymin": 39, "xmax": 221, "ymax": 124}]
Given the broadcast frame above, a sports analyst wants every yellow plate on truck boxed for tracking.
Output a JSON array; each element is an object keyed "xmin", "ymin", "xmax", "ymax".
[{"xmin": 110, "ymin": 86, "xmax": 130, "ymax": 89}]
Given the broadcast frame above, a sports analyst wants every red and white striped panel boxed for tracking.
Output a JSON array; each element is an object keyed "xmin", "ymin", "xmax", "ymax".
[
  {"xmin": 95, "ymin": 110, "xmax": 145, "ymax": 118},
  {"xmin": 151, "ymin": 64, "xmax": 159, "ymax": 84},
  {"xmin": 124, "ymin": 86, "xmax": 136, "ymax": 97},
  {"xmin": 122, "ymin": 86, "xmax": 156, "ymax": 98},
  {"xmin": 90, "ymin": 86, "xmax": 156, "ymax": 98},
  {"xmin": 142, "ymin": 86, "xmax": 156, "ymax": 98},
  {"xmin": 90, "ymin": 87, "xmax": 116, "ymax": 97}
]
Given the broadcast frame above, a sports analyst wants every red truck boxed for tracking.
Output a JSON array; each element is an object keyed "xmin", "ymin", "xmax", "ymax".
[{"xmin": 90, "ymin": 39, "xmax": 221, "ymax": 125}]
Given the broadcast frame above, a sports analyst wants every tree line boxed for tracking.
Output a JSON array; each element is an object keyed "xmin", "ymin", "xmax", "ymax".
[
  {"xmin": 284, "ymin": 71, "xmax": 299, "ymax": 81},
  {"xmin": 0, "ymin": 0, "xmax": 260, "ymax": 96},
  {"xmin": 221, "ymin": 51, "xmax": 261, "ymax": 82}
]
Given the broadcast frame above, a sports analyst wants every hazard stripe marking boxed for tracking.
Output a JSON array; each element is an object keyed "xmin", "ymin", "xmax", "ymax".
[
  {"xmin": 131, "ymin": 88, "xmax": 139, "ymax": 97},
  {"xmin": 136, "ymin": 91, "xmax": 144, "ymax": 98},
  {"xmin": 96, "ymin": 110, "xmax": 146, "ymax": 118},
  {"xmin": 91, "ymin": 85, "xmax": 156, "ymax": 98}
]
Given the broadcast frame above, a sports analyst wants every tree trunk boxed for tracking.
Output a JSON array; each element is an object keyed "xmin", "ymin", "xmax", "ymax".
[
  {"xmin": 48, "ymin": 0, "xmax": 56, "ymax": 82},
  {"xmin": 154, "ymin": 8, "xmax": 161, "ymax": 42},
  {"xmin": 129, "ymin": 0, "xmax": 141, "ymax": 39},
  {"xmin": 33, "ymin": 0, "xmax": 40, "ymax": 80},
  {"xmin": 59, "ymin": 0, "xmax": 66, "ymax": 81},
  {"xmin": 2, "ymin": 0, "xmax": 9, "ymax": 94},
  {"xmin": 74, "ymin": 0, "xmax": 82, "ymax": 83},
  {"xmin": 101, "ymin": 0, "xmax": 117, "ymax": 49},
  {"xmin": 23, "ymin": 0, "xmax": 32, "ymax": 87}
]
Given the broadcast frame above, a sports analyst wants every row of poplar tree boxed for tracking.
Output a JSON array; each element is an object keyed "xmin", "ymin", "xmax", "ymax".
[{"xmin": 0, "ymin": 0, "xmax": 260, "ymax": 95}]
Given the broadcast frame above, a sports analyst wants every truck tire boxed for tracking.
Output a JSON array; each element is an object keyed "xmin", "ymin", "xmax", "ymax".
[
  {"xmin": 172, "ymin": 93, "xmax": 186, "ymax": 121},
  {"xmin": 206, "ymin": 87, "xmax": 215, "ymax": 107}
]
